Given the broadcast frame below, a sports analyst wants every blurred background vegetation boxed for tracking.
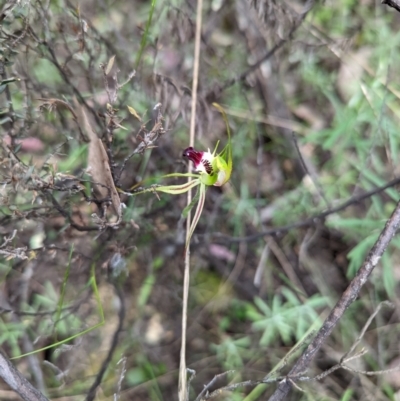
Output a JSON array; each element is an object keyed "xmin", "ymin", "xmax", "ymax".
[{"xmin": 1, "ymin": 0, "xmax": 400, "ymax": 400}]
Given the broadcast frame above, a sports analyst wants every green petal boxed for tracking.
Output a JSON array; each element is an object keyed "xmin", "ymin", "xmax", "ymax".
[
  {"xmin": 131, "ymin": 179, "xmax": 200, "ymax": 196},
  {"xmin": 162, "ymin": 173, "xmax": 200, "ymax": 179},
  {"xmin": 212, "ymin": 103, "xmax": 232, "ymax": 183}
]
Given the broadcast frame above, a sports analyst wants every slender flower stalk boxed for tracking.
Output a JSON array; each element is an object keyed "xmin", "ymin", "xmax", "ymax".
[{"xmin": 131, "ymin": 103, "xmax": 232, "ymax": 248}]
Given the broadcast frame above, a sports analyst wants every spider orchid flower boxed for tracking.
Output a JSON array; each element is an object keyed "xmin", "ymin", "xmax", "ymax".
[
  {"xmin": 182, "ymin": 146, "xmax": 230, "ymax": 187},
  {"xmin": 131, "ymin": 103, "xmax": 232, "ymax": 248}
]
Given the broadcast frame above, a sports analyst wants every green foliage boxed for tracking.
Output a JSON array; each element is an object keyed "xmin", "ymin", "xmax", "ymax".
[
  {"xmin": 0, "ymin": 319, "xmax": 25, "ymax": 355},
  {"xmin": 126, "ymin": 355, "xmax": 166, "ymax": 400},
  {"xmin": 137, "ymin": 273, "xmax": 156, "ymax": 310},
  {"xmin": 33, "ymin": 58, "xmax": 63, "ymax": 86},
  {"xmin": 340, "ymin": 389, "xmax": 355, "ymax": 401},
  {"xmin": 211, "ymin": 336, "xmax": 251, "ymax": 370},
  {"xmin": 245, "ymin": 290, "xmax": 326, "ymax": 347},
  {"xmin": 135, "ymin": 0, "xmax": 158, "ymax": 68}
]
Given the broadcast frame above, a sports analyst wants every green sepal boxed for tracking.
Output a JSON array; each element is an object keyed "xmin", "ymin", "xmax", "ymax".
[
  {"xmin": 132, "ymin": 179, "xmax": 200, "ymax": 196},
  {"xmin": 212, "ymin": 103, "xmax": 232, "ymax": 185},
  {"xmin": 156, "ymin": 179, "xmax": 200, "ymax": 195},
  {"xmin": 162, "ymin": 172, "xmax": 200, "ymax": 179}
]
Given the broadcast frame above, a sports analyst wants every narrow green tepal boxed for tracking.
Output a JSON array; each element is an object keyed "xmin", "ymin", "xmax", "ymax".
[
  {"xmin": 212, "ymin": 102, "xmax": 233, "ymax": 185},
  {"xmin": 129, "ymin": 103, "xmax": 233, "ymax": 249}
]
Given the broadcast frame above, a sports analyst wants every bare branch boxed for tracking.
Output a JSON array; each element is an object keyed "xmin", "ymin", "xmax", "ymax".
[
  {"xmin": 0, "ymin": 351, "xmax": 49, "ymax": 401},
  {"xmin": 382, "ymin": 0, "xmax": 400, "ymax": 13},
  {"xmin": 194, "ymin": 370, "xmax": 234, "ymax": 401}
]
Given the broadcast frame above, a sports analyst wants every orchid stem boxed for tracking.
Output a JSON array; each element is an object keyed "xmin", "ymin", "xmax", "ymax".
[{"xmin": 179, "ymin": 0, "xmax": 203, "ymax": 399}]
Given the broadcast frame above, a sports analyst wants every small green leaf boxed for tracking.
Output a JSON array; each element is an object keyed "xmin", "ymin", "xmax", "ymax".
[
  {"xmin": 138, "ymin": 274, "xmax": 155, "ymax": 309},
  {"xmin": 382, "ymin": 252, "xmax": 395, "ymax": 298}
]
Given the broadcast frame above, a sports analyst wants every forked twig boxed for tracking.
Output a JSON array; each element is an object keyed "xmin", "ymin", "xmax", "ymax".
[
  {"xmin": 194, "ymin": 370, "xmax": 234, "ymax": 401},
  {"xmin": 340, "ymin": 300, "xmax": 394, "ymax": 363}
]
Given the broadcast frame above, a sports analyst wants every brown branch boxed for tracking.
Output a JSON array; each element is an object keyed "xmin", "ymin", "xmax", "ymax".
[
  {"xmin": 268, "ymin": 199, "xmax": 400, "ymax": 401},
  {"xmin": 0, "ymin": 350, "xmax": 49, "ymax": 401},
  {"xmin": 382, "ymin": 0, "xmax": 400, "ymax": 13}
]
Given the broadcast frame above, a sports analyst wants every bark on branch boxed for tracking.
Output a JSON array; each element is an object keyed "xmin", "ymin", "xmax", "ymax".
[
  {"xmin": 382, "ymin": 0, "xmax": 400, "ymax": 13},
  {"xmin": 0, "ymin": 351, "xmax": 48, "ymax": 401}
]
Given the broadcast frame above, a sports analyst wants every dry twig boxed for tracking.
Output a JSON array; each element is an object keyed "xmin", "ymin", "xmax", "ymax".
[{"xmin": 0, "ymin": 351, "xmax": 48, "ymax": 401}]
